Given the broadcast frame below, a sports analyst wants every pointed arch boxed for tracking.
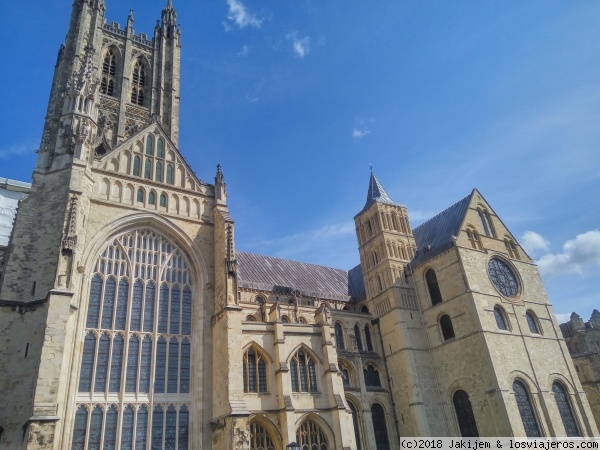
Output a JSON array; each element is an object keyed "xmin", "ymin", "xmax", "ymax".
[
  {"xmin": 131, "ymin": 57, "xmax": 149, "ymax": 106},
  {"xmin": 101, "ymin": 47, "xmax": 119, "ymax": 97},
  {"xmin": 249, "ymin": 415, "xmax": 282, "ymax": 450},
  {"xmin": 296, "ymin": 413, "xmax": 334, "ymax": 450},
  {"xmin": 288, "ymin": 344, "xmax": 320, "ymax": 393}
]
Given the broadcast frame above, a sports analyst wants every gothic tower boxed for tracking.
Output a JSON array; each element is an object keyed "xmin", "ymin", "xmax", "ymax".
[{"xmin": 354, "ymin": 170, "xmax": 446, "ymax": 436}]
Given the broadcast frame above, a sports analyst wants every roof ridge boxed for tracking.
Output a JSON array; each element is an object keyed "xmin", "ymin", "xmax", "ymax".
[{"xmin": 413, "ymin": 192, "xmax": 472, "ymax": 232}]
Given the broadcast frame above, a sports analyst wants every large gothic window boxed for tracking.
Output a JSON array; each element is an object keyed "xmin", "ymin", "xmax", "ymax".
[
  {"xmin": 552, "ymin": 382, "xmax": 581, "ymax": 437},
  {"xmin": 513, "ymin": 380, "xmax": 541, "ymax": 438},
  {"xmin": 249, "ymin": 421, "xmax": 276, "ymax": 450},
  {"xmin": 297, "ymin": 418, "xmax": 329, "ymax": 450},
  {"xmin": 100, "ymin": 48, "xmax": 117, "ymax": 97},
  {"xmin": 131, "ymin": 59, "xmax": 147, "ymax": 106},
  {"xmin": 371, "ymin": 403, "xmax": 390, "ymax": 450},
  {"xmin": 453, "ymin": 390, "xmax": 479, "ymax": 437},
  {"xmin": 290, "ymin": 349, "xmax": 318, "ymax": 393},
  {"xmin": 74, "ymin": 229, "xmax": 193, "ymax": 449},
  {"xmin": 243, "ymin": 347, "xmax": 267, "ymax": 393}
]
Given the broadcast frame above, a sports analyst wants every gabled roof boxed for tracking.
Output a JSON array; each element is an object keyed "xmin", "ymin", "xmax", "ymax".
[
  {"xmin": 236, "ymin": 252, "xmax": 352, "ymax": 302},
  {"xmin": 411, "ymin": 191, "xmax": 473, "ymax": 267}
]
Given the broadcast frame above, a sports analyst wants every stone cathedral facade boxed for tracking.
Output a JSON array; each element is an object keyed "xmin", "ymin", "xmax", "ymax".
[{"xmin": 0, "ymin": 1, "xmax": 598, "ymax": 449}]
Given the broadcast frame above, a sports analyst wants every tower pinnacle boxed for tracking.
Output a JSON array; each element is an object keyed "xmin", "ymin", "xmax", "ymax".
[{"xmin": 364, "ymin": 169, "xmax": 394, "ymax": 210}]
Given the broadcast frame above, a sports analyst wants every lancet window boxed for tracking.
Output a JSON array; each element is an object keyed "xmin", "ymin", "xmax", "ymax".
[
  {"xmin": 453, "ymin": 390, "xmax": 479, "ymax": 437},
  {"xmin": 364, "ymin": 364, "xmax": 382, "ymax": 387},
  {"xmin": 425, "ymin": 269, "xmax": 443, "ymax": 305},
  {"xmin": 513, "ymin": 380, "xmax": 541, "ymax": 438},
  {"xmin": 290, "ymin": 349, "xmax": 318, "ymax": 393},
  {"xmin": 131, "ymin": 59, "xmax": 147, "ymax": 106},
  {"xmin": 335, "ymin": 322, "xmax": 345, "ymax": 350},
  {"xmin": 243, "ymin": 347, "xmax": 267, "ymax": 393},
  {"xmin": 297, "ymin": 418, "xmax": 329, "ymax": 450},
  {"xmin": 100, "ymin": 48, "xmax": 117, "ymax": 97},
  {"xmin": 372, "ymin": 403, "xmax": 390, "ymax": 450},
  {"xmin": 249, "ymin": 421, "xmax": 276, "ymax": 450},
  {"xmin": 552, "ymin": 382, "xmax": 580, "ymax": 437},
  {"xmin": 73, "ymin": 229, "xmax": 193, "ymax": 449}
]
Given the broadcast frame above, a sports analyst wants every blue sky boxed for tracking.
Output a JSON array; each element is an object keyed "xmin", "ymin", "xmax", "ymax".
[{"xmin": 1, "ymin": 0, "xmax": 599, "ymax": 323}]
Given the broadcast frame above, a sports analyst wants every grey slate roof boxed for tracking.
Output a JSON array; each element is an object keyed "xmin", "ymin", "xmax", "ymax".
[
  {"xmin": 236, "ymin": 252, "xmax": 352, "ymax": 302},
  {"xmin": 411, "ymin": 191, "xmax": 473, "ymax": 267},
  {"xmin": 348, "ymin": 264, "xmax": 366, "ymax": 301},
  {"xmin": 362, "ymin": 171, "xmax": 395, "ymax": 212}
]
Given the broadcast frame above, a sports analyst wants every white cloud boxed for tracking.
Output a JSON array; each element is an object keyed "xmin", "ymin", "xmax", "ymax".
[
  {"xmin": 224, "ymin": 0, "xmax": 263, "ymax": 29},
  {"xmin": 554, "ymin": 313, "xmax": 572, "ymax": 325},
  {"xmin": 520, "ymin": 230, "xmax": 550, "ymax": 255},
  {"xmin": 286, "ymin": 32, "xmax": 310, "ymax": 58},
  {"xmin": 352, "ymin": 117, "xmax": 374, "ymax": 140},
  {"xmin": 0, "ymin": 143, "xmax": 34, "ymax": 159},
  {"xmin": 537, "ymin": 230, "xmax": 600, "ymax": 277},
  {"xmin": 237, "ymin": 45, "xmax": 250, "ymax": 57}
]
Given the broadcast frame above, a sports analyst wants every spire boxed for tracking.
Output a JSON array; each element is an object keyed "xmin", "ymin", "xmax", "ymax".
[
  {"xmin": 364, "ymin": 167, "xmax": 394, "ymax": 209},
  {"xmin": 162, "ymin": 0, "xmax": 177, "ymax": 31}
]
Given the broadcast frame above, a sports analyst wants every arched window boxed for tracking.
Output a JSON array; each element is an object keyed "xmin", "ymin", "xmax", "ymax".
[
  {"xmin": 133, "ymin": 155, "xmax": 141, "ymax": 176},
  {"xmin": 494, "ymin": 306, "xmax": 508, "ymax": 331},
  {"xmin": 552, "ymin": 382, "xmax": 580, "ymax": 437},
  {"xmin": 364, "ymin": 364, "xmax": 381, "ymax": 387},
  {"xmin": 297, "ymin": 418, "xmax": 329, "ymax": 450},
  {"xmin": 513, "ymin": 380, "xmax": 541, "ymax": 437},
  {"xmin": 281, "ymin": 315, "xmax": 290, "ymax": 323},
  {"xmin": 526, "ymin": 311, "xmax": 541, "ymax": 334},
  {"xmin": 136, "ymin": 188, "xmax": 144, "ymax": 203},
  {"xmin": 361, "ymin": 305, "xmax": 369, "ymax": 314},
  {"xmin": 249, "ymin": 421, "xmax": 276, "ymax": 450},
  {"xmin": 335, "ymin": 323, "xmax": 345, "ymax": 350},
  {"xmin": 365, "ymin": 325, "xmax": 374, "ymax": 352},
  {"xmin": 146, "ymin": 135, "xmax": 154, "ymax": 155},
  {"xmin": 166, "ymin": 164, "xmax": 175, "ymax": 185},
  {"xmin": 371, "ymin": 403, "xmax": 390, "ymax": 450},
  {"xmin": 290, "ymin": 349, "xmax": 317, "ymax": 393},
  {"xmin": 348, "ymin": 401, "xmax": 363, "ymax": 450},
  {"xmin": 505, "ymin": 238, "xmax": 521, "ymax": 260},
  {"xmin": 339, "ymin": 364, "xmax": 350, "ymax": 386},
  {"xmin": 425, "ymin": 269, "xmax": 443, "ymax": 305},
  {"xmin": 453, "ymin": 390, "xmax": 479, "ymax": 437},
  {"xmin": 144, "ymin": 159, "xmax": 152, "ymax": 179},
  {"xmin": 478, "ymin": 208, "xmax": 496, "ymax": 237},
  {"xmin": 355, "ymin": 324, "xmax": 363, "ymax": 352},
  {"xmin": 74, "ymin": 230, "xmax": 192, "ymax": 448},
  {"xmin": 243, "ymin": 347, "xmax": 267, "ymax": 393},
  {"xmin": 101, "ymin": 49, "xmax": 117, "ymax": 96},
  {"xmin": 466, "ymin": 228, "xmax": 483, "ymax": 250},
  {"xmin": 160, "ymin": 193, "xmax": 167, "ymax": 208},
  {"xmin": 148, "ymin": 191, "xmax": 156, "ymax": 205},
  {"xmin": 157, "ymin": 138, "xmax": 165, "ymax": 158},
  {"xmin": 156, "ymin": 161, "xmax": 164, "ymax": 182},
  {"xmin": 131, "ymin": 60, "xmax": 147, "ymax": 106},
  {"xmin": 440, "ymin": 314, "xmax": 455, "ymax": 341}
]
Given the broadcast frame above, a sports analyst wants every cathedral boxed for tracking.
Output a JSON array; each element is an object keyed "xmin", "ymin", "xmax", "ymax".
[{"xmin": 0, "ymin": 1, "xmax": 597, "ymax": 449}]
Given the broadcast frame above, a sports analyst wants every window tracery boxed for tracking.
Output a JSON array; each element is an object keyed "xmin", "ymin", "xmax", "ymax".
[
  {"xmin": 297, "ymin": 418, "xmax": 329, "ymax": 450},
  {"xmin": 290, "ymin": 349, "xmax": 318, "ymax": 393},
  {"xmin": 74, "ymin": 229, "xmax": 192, "ymax": 449},
  {"xmin": 249, "ymin": 421, "xmax": 276, "ymax": 450},
  {"xmin": 131, "ymin": 59, "xmax": 147, "ymax": 106},
  {"xmin": 100, "ymin": 49, "xmax": 117, "ymax": 97},
  {"xmin": 364, "ymin": 364, "xmax": 382, "ymax": 387},
  {"xmin": 243, "ymin": 347, "xmax": 268, "ymax": 393}
]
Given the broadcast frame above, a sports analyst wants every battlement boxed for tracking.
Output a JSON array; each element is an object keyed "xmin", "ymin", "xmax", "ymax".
[{"xmin": 102, "ymin": 20, "xmax": 153, "ymax": 47}]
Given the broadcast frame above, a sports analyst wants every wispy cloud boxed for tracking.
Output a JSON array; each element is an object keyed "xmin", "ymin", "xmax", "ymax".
[
  {"xmin": 0, "ymin": 143, "xmax": 34, "ymax": 159},
  {"xmin": 352, "ymin": 117, "xmax": 374, "ymax": 140},
  {"xmin": 237, "ymin": 45, "xmax": 250, "ymax": 57},
  {"xmin": 286, "ymin": 32, "xmax": 311, "ymax": 58},
  {"xmin": 537, "ymin": 230, "xmax": 600, "ymax": 277},
  {"xmin": 520, "ymin": 230, "xmax": 550, "ymax": 255},
  {"xmin": 224, "ymin": 0, "xmax": 263, "ymax": 30}
]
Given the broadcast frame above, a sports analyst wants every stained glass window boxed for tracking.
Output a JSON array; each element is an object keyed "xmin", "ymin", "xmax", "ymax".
[
  {"xmin": 249, "ymin": 421, "xmax": 275, "ymax": 450},
  {"xmin": 109, "ymin": 334, "xmax": 124, "ymax": 392},
  {"xmin": 104, "ymin": 405, "xmax": 118, "ymax": 448},
  {"xmin": 365, "ymin": 325, "xmax": 373, "ymax": 351},
  {"xmin": 79, "ymin": 333, "xmax": 96, "ymax": 392},
  {"xmin": 167, "ymin": 164, "xmax": 174, "ymax": 185},
  {"xmin": 372, "ymin": 403, "xmax": 390, "ymax": 450},
  {"xmin": 160, "ymin": 193, "xmax": 167, "ymax": 208},
  {"xmin": 94, "ymin": 334, "xmax": 110, "ymax": 392},
  {"xmin": 297, "ymin": 418, "xmax": 329, "ymax": 450},
  {"xmin": 139, "ymin": 336, "xmax": 153, "ymax": 393},
  {"xmin": 553, "ymin": 382, "xmax": 580, "ymax": 437},
  {"xmin": 101, "ymin": 277, "xmax": 116, "ymax": 329},
  {"xmin": 133, "ymin": 155, "xmax": 141, "ymax": 177},
  {"xmin": 291, "ymin": 350, "xmax": 317, "ymax": 393},
  {"xmin": 181, "ymin": 340, "xmax": 191, "ymax": 393},
  {"xmin": 152, "ymin": 406, "xmax": 164, "ymax": 450},
  {"xmin": 126, "ymin": 335, "xmax": 139, "ymax": 392},
  {"xmin": 155, "ymin": 337, "xmax": 167, "ymax": 393},
  {"xmin": 165, "ymin": 406, "xmax": 177, "ymax": 450},
  {"xmin": 513, "ymin": 380, "xmax": 541, "ymax": 438},
  {"xmin": 170, "ymin": 286, "xmax": 181, "ymax": 334},
  {"xmin": 488, "ymin": 258, "xmax": 519, "ymax": 297},
  {"xmin": 130, "ymin": 280, "xmax": 143, "ymax": 331},
  {"xmin": 168, "ymin": 339, "xmax": 180, "ymax": 393},
  {"xmin": 157, "ymin": 139, "xmax": 165, "ymax": 158},
  {"xmin": 526, "ymin": 311, "xmax": 540, "ymax": 334},
  {"xmin": 243, "ymin": 348, "xmax": 267, "ymax": 393},
  {"xmin": 453, "ymin": 390, "xmax": 479, "ymax": 437},
  {"xmin": 76, "ymin": 230, "xmax": 192, "ymax": 449},
  {"xmin": 87, "ymin": 275, "xmax": 102, "ymax": 328},
  {"xmin": 146, "ymin": 135, "xmax": 154, "ymax": 155},
  {"xmin": 355, "ymin": 324, "xmax": 363, "ymax": 352},
  {"xmin": 426, "ymin": 269, "xmax": 443, "ymax": 305},
  {"xmin": 71, "ymin": 406, "xmax": 88, "ymax": 450},
  {"xmin": 121, "ymin": 405, "xmax": 135, "ymax": 450},
  {"xmin": 136, "ymin": 406, "xmax": 149, "ymax": 450},
  {"xmin": 144, "ymin": 159, "xmax": 152, "ymax": 179},
  {"xmin": 137, "ymin": 189, "xmax": 145, "ymax": 203},
  {"xmin": 335, "ymin": 323, "xmax": 345, "ymax": 350},
  {"xmin": 149, "ymin": 191, "xmax": 156, "ymax": 205},
  {"xmin": 179, "ymin": 407, "xmax": 189, "ymax": 450},
  {"xmin": 156, "ymin": 162, "xmax": 164, "ymax": 182}
]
